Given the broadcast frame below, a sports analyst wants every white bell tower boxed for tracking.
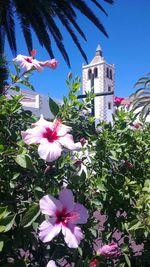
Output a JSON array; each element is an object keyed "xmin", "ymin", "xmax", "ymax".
[{"xmin": 82, "ymin": 45, "xmax": 115, "ymax": 123}]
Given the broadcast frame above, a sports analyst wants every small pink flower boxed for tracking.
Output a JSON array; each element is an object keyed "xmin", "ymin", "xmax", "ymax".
[
  {"xmin": 89, "ymin": 258, "xmax": 98, "ymax": 267},
  {"xmin": 30, "ymin": 48, "xmax": 36, "ymax": 58},
  {"xmin": 80, "ymin": 137, "xmax": 87, "ymax": 146},
  {"xmin": 22, "ymin": 115, "xmax": 81, "ymax": 162},
  {"xmin": 122, "ymin": 160, "xmax": 134, "ymax": 169},
  {"xmin": 39, "ymin": 188, "xmax": 89, "ymax": 248},
  {"xmin": 97, "ymin": 243, "xmax": 120, "ymax": 258},
  {"xmin": 132, "ymin": 122, "xmax": 142, "ymax": 129},
  {"xmin": 47, "ymin": 260, "xmax": 57, "ymax": 267},
  {"xmin": 13, "ymin": 52, "xmax": 58, "ymax": 72},
  {"xmin": 114, "ymin": 96, "xmax": 125, "ymax": 107}
]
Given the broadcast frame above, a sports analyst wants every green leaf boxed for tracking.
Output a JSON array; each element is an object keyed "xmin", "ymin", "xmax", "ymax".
[
  {"xmin": 20, "ymin": 80, "xmax": 35, "ymax": 90},
  {"xmin": 0, "ymin": 241, "xmax": 4, "ymax": 252},
  {"xmin": 10, "ymin": 85, "xmax": 20, "ymax": 92},
  {"xmin": 77, "ymin": 246, "xmax": 83, "ymax": 256},
  {"xmin": 21, "ymin": 203, "xmax": 40, "ymax": 227},
  {"xmin": 14, "ymin": 62, "xmax": 21, "ymax": 75},
  {"xmin": 0, "ymin": 207, "xmax": 8, "ymax": 219},
  {"xmin": 15, "ymin": 153, "xmax": 35, "ymax": 170},
  {"xmin": 0, "ymin": 214, "xmax": 16, "ymax": 233},
  {"xmin": 124, "ymin": 253, "xmax": 131, "ymax": 267},
  {"xmin": 49, "ymin": 97, "xmax": 60, "ymax": 116}
]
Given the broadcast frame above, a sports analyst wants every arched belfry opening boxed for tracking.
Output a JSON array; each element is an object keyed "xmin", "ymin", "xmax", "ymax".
[
  {"xmin": 88, "ymin": 69, "xmax": 92, "ymax": 80},
  {"xmin": 94, "ymin": 67, "xmax": 98, "ymax": 78}
]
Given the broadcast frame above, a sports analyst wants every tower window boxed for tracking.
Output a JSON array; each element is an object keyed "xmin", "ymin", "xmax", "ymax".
[
  {"xmin": 106, "ymin": 67, "xmax": 109, "ymax": 78},
  {"xmin": 94, "ymin": 67, "xmax": 98, "ymax": 78},
  {"xmin": 88, "ymin": 69, "xmax": 92, "ymax": 79},
  {"xmin": 108, "ymin": 102, "xmax": 112, "ymax": 110},
  {"xmin": 108, "ymin": 86, "xmax": 111, "ymax": 92},
  {"xmin": 110, "ymin": 69, "xmax": 112, "ymax": 80}
]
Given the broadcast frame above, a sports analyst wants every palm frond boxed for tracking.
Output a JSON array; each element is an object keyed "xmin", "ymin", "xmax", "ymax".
[
  {"xmin": 91, "ymin": 0, "xmax": 108, "ymax": 16},
  {"xmin": 0, "ymin": 0, "xmax": 113, "ymax": 65},
  {"xmin": 130, "ymin": 72, "xmax": 150, "ymax": 119},
  {"xmin": 70, "ymin": 0, "xmax": 108, "ymax": 37}
]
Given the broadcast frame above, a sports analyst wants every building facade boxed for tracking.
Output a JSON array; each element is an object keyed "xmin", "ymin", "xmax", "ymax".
[
  {"xmin": 82, "ymin": 45, "xmax": 115, "ymax": 123},
  {"xmin": 7, "ymin": 89, "xmax": 55, "ymax": 119}
]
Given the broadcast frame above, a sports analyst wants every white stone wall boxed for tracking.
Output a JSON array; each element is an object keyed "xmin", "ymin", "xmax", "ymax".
[{"xmin": 7, "ymin": 89, "xmax": 59, "ymax": 119}]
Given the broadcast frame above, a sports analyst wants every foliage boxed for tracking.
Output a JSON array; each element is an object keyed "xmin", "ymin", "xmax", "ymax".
[
  {"xmin": 0, "ymin": 0, "xmax": 113, "ymax": 66},
  {"xmin": 0, "ymin": 55, "xmax": 9, "ymax": 95},
  {"xmin": 0, "ymin": 66, "xmax": 150, "ymax": 267},
  {"xmin": 130, "ymin": 72, "xmax": 150, "ymax": 120}
]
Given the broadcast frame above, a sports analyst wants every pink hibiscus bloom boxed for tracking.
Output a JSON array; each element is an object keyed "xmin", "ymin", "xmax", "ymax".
[
  {"xmin": 13, "ymin": 49, "xmax": 58, "ymax": 72},
  {"xmin": 114, "ymin": 96, "xmax": 125, "ymax": 107},
  {"xmin": 39, "ymin": 188, "xmax": 89, "ymax": 248},
  {"xmin": 21, "ymin": 115, "xmax": 81, "ymax": 162},
  {"xmin": 89, "ymin": 259, "xmax": 98, "ymax": 267},
  {"xmin": 47, "ymin": 260, "xmax": 57, "ymax": 267},
  {"xmin": 97, "ymin": 242, "xmax": 120, "ymax": 258}
]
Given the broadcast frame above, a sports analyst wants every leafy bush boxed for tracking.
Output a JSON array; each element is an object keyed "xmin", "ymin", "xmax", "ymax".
[{"xmin": 0, "ymin": 63, "xmax": 150, "ymax": 267}]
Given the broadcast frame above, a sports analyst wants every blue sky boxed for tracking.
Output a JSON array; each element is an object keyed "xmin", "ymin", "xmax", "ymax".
[{"xmin": 5, "ymin": 0, "xmax": 150, "ymax": 100}]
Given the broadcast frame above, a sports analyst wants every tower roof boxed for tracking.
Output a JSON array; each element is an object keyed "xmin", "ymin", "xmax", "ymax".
[
  {"xmin": 96, "ymin": 44, "xmax": 102, "ymax": 55},
  {"xmin": 90, "ymin": 44, "xmax": 104, "ymax": 65}
]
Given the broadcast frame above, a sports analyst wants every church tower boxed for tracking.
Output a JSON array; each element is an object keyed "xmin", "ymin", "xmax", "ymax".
[{"xmin": 82, "ymin": 45, "xmax": 115, "ymax": 123}]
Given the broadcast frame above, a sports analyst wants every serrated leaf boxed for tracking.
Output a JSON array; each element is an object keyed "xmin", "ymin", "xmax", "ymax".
[
  {"xmin": 49, "ymin": 97, "xmax": 60, "ymax": 116},
  {"xmin": 21, "ymin": 203, "xmax": 40, "ymax": 227}
]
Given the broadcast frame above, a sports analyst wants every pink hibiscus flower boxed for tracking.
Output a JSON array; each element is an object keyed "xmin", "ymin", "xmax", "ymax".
[
  {"xmin": 89, "ymin": 259, "xmax": 98, "ymax": 267},
  {"xmin": 13, "ymin": 49, "xmax": 58, "ymax": 72},
  {"xmin": 47, "ymin": 260, "xmax": 57, "ymax": 267},
  {"xmin": 21, "ymin": 115, "xmax": 81, "ymax": 162},
  {"xmin": 97, "ymin": 242, "xmax": 120, "ymax": 258},
  {"xmin": 114, "ymin": 96, "xmax": 125, "ymax": 107},
  {"xmin": 39, "ymin": 188, "xmax": 89, "ymax": 248}
]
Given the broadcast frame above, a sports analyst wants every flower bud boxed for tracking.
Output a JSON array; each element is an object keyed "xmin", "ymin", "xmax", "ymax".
[{"xmin": 97, "ymin": 243, "xmax": 120, "ymax": 258}]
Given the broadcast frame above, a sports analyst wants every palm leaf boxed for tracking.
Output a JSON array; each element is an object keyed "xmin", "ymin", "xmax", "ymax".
[
  {"xmin": 0, "ymin": 0, "xmax": 113, "ymax": 66},
  {"xmin": 130, "ymin": 73, "xmax": 150, "ymax": 119}
]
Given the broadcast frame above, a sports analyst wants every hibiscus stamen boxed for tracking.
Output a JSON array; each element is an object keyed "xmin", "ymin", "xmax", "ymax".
[
  {"xmin": 56, "ymin": 210, "xmax": 80, "ymax": 225},
  {"xmin": 43, "ymin": 127, "xmax": 58, "ymax": 143},
  {"xmin": 25, "ymin": 57, "xmax": 33, "ymax": 63},
  {"xmin": 53, "ymin": 119, "xmax": 62, "ymax": 133}
]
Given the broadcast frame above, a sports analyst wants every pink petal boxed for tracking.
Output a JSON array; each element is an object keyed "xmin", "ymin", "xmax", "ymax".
[
  {"xmin": 20, "ymin": 61, "xmax": 33, "ymax": 72},
  {"xmin": 30, "ymin": 48, "xmax": 36, "ymax": 58},
  {"xmin": 59, "ymin": 188, "xmax": 74, "ymax": 213},
  {"xmin": 38, "ymin": 139, "xmax": 62, "ymax": 162},
  {"xmin": 59, "ymin": 134, "xmax": 82, "ymax": 151},
  {"xmin": 39, "ymin": 220, "xmax": 61, "ymax": 243},
  {"xmin": 47, "ymin": 260, "xmax": 57, "ymax": 267},
  {"xmin": 55, "ymin": 122, "xmax": 72, "ymax": 137},
  {"xmin": 73, "ymin": 203, "xmax": 89, "ymax": 224},
  {"xmin": 39, "ymin": 59, "xmax": 58, "ymax": 69},
  {"xmin": 13, "ymin": 54, "xmax": 30, "ymax": 62},
  {"xmin": 21, "ymin": 126, "xmax": 44, "ymax": 144},
  {"xmin": 32, "ymin": 59, "xmax": 43, "ymax": 72},
  {"xmin": 62, "ymin": 224, "xmax": 84, "ymax": 248},
  {"xmin": 40, "ymin": 195, "xmax": 62, "ymax": 216},
  {"xmin": 33, "ymin": 115, "xmax": 53, "ymax": 128},
  {"xmin": 32, "ymin": 114, "xmax": 53, "ymax": 130}
]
